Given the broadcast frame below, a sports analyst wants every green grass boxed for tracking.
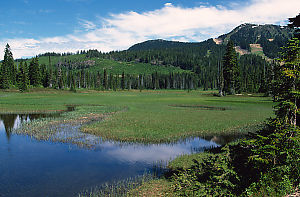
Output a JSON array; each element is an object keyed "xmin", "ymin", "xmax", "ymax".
[
  {"xmin": 168, "ymin": 152, "xmax": 216, "ymax": 171},
  {"xmin": 0, "ymin": 89, "xmax": 274, "ymax": 143},
  {"xmin": 127, "ymin": 179, "xmax": 173, "ymax": 197},
  {"xmin": 79, "ymin": 173, "xmax": 157, "ymax": 197}
]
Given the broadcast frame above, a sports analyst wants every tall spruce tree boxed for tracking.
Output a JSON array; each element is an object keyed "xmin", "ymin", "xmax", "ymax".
[
  {"xmin": 275, "ymin": 38, "xmax": 300, "ymax": 127},
  {"xmin": 0, "ymin": 44, "xmax": 14, "ymax": 89},
  {"xmin": 28, "ymin": 57, "xmax": 41, "ymax": 87},
  {"xmin": 0, "ymin": 61, "xmax": 9, "ymax": 89},
  {"xmin": 288, "ymin": 13, "xmax": 300, "ymax": 39},
  {"xmin": 121, "ymin": 71, "xmax": 125, "ymax": 90},
  {"xmin": 222, "ymin": 40, "xmax": 239, "ymax": 95},
  {"xmin": 18, "ymin": 61, "xmax": 29, "ymax": 92},
  {"xmin": 103, "ymin": 69, "xmax": 108, "ymax": 90},
  {"xmin": 273, "ymin": 15, "xmax": 300, "ymax": 127}
]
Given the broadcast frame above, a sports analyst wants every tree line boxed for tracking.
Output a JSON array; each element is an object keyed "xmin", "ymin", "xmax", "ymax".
[
  {"xmin": 0, "ymin": 49, "xmax": 199, "ymax": 92},
  {"xmin": 81, "ymin": 39, "xmax": 276, "ymax": 94},
  {"xmin": 0, "ymin": 33, "xmax": 280, "ymax": 95}
]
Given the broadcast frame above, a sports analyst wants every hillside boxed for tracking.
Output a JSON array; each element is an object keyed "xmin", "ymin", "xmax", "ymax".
[
  {"xmin": 128, "ymin": 23, "xmax": 294, "ymax": 59},
  {"xmin": 101, "ymin": 23, "xmax": 294, "ymax": 92},
  {"xmin": 9, "ymin": 23, "xmax": 293, "ymax": 92},
  {"xmin": 128, "ymin": 38, "xmax": 218, "ymax": 53},
  {"xmin": 217, "ymin": 23, "xmax": 294, "ymax": 58}
]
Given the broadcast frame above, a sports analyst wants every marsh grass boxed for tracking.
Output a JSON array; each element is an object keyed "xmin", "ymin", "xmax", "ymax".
[
  {"xmin": 12, "ymin": 105, "xmax": 125, "ymax": 148},
  {"xmin": 0, "ymin": 90, "xmax": 276, "ymax": 196},
  {"xmin": 78, "ymin": 173, "xmax": 156, "ymax": 197},
  {"xmin": 1, "ymin": 90, "xmax": 274, "ymax": 144},
  {"xmin": 78, "ymin": 161, "xmax": 170, "ymax": 197}
]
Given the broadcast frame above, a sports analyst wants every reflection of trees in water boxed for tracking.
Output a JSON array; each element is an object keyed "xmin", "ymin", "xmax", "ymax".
[
  {"xmin": 0, "ymin": 113, "xmax": 61, "ymax": 140},
  {"xmin": 204, "ymin": 134, "xmax": 244, "ymax": 146},
  {"xmin": 0, "ymin": 114, "xmax": 42, "ymax": 140},
  {"xmin": 0, "ymin": 108, "xmax": 73, "ymax": 140},
  {"xmin": 0, "ymin": 114, "xmax": 18, "ymax": 140}
]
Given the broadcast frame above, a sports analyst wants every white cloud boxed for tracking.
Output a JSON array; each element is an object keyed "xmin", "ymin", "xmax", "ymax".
[
  {"xmin": 165, "ymin": 3, "xmax": 173, "ymax": 7},
  {"xmin": 1, "ymin": 0, "xmax": 299, "ymax": 59},
  {"xmin": 78, "ymin": 19, "xmax": 97, "ymax": 31}
]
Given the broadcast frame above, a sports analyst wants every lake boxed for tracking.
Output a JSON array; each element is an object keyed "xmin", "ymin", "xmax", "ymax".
[{"xmin": 0, "ymin": 113, "xmax": 225, "ymax": 197}]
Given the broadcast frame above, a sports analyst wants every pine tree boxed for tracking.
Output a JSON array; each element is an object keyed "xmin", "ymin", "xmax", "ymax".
[
  {"xmin": 18, "ymin": 61, "xmax": 29, "ymax": 92},
  {"xmin": 103, "ymin": 69, "xmax": 108, "ymax": 90},
  {"xmin": 28, "ymin": 57, "xmax": 41, "ymax": 87},
  {"xmin": 223, "ymin": 40, "xmax": 239, "ymax": 95},
  {"xmin": 56, "ymin": 66, "xmax": 63, "ymax": 89},
  {"xmin": 217, "ymin": 58, "xmax": 224, "ymax": 96},
  {"xmin": 0, "ymin": 62, "xmax": 9, "ymax": 89},
  {"xmin": 121, "ymin": 71, "xmax": 125, "ymax": 90},
  {"xmin": 0, "ymin": 44, "xmax": 14, "ymax": 89},
  {"xmin": 274, "ymin": 38, "xmax": 300, "ymax": 127},
  {"xmin": 288, "ymin": 13, "xmax": 300, "ymax": 39},
  {"xmin": 70, "ymin": 72, "xmax": 76, "ymax": 92},
  {"xmin": 272, "ymin": 14, "xmax": 300, "ymax": 127}
]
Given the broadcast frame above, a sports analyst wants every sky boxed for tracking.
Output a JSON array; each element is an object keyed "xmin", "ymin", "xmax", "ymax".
[{"xmin": 0, "ymin": 0, "xmax": 299, "ymax": 59}]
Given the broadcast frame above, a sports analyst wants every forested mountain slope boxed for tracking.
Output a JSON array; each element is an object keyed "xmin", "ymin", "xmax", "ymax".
[
  {"xmin": 128, "ymin": 24, "xmax": 294, "ymax": 59},
  {"xmin": 217, "ymin": 23, "xmax": 294, "ymax": 58},
  {"xmin": 3, "ymin": 23, "xmax": 293, "ymax": 92}
]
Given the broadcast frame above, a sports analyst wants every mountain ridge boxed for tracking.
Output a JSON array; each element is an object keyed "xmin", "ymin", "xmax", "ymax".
[{"xmin": 128, "ymin": 23, "xmax": 294, "ymax": 59}]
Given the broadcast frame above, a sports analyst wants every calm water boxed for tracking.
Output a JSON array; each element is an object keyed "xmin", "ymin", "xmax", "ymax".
[{"xmin": 0, "ymin": 114, "xmax": 223, "ymax": 197}]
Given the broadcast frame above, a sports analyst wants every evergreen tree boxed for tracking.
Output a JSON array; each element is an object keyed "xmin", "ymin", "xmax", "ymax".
[
  {"xmin": 0, "ymin": 44, "xmax": 14, "ymax": 89},
  {"xmin": 121, "ymin": 71, "xmax": 125, "ymax": 90},
  {"xmin": 272, "ymin": 14, "xmax": 300, "ymax": 127},
  {"xmin": 288, "ymin": 13, "xmax": 300, "ymax": 39},
  {"xmin": 275, "ymin": 38, "xmax": 300, "ymax": 127},
  {"xmin": 28, "ymin": 57, "xmax": 41, "ymax": 86},
  {"xmin": 69, "ymin": 72, "xmax": 76, "ymax": 92},
  {"xmin": 103, "ymin": 69, "xmax": 108, "ymax": 90},
  {"xmin": 56, "ymin": 66, "xmax": 63, "ymax": 89},
  {"xmin": 0, "ymin": 62, "xmax": 9, "ymax": 89},
  {"xmin": 217, "ymin": 59, "xmax": 224, "ymax": 96},
  {"xmin": 223, "ymin": 40, "xmax": 239, "ymax": 95},
  {"xmin": 18, "ymin": 61, "xmax": 29, "ymax": 92}
]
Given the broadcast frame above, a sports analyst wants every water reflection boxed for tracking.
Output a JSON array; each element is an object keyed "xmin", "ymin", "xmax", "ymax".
[
  {"xmin": 94, "ymin": 137, "xmax": 217, "ymax": 164},
  {"xmin": 0, "ymin": 113, "xmax": 241, "ymax": 197},
  {"xmin": 0, "ymin": 106, "xmax": 75, "ymax": 141},
  {"xmin": 0, "ymin": 113, "xmax": 59, "ymax": 140},
  {"xmin": 204, "ymin": 134, "xmax": 245, "ymax": 145},
  {"xmin": 0, "ymin": 114, "xmax": 18, "ymax": 139}
]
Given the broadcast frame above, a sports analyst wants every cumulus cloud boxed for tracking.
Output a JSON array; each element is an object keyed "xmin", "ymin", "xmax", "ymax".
[{"xmin": 1, "ymin": 0, "xmax": 299, "ymax": 59}]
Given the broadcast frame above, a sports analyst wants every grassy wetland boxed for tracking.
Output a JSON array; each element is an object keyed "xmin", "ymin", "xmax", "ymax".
[
  {"xmin": 0, "ymin": 89, "xmax": 280, "ymax": 196},
  {"xmin": 0, "ymin": 89, "xmax": 273, "ymax": 143}
]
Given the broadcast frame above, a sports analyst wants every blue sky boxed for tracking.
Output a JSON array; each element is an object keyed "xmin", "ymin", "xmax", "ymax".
[{"xmin": 0, "ymin": 0, "xmax": 299, "ymax": 59}]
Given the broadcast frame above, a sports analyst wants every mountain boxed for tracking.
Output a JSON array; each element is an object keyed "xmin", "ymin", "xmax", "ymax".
[
  {"xmin": 9, "ymin": 23, "xmax": 294, "ymax": 93},
  {"xmin": 217, "ymin": 23, "xmax": 294, "ymax": 58},
  {"xmin": 128, "ymin": 23, "xmax": 294, "ymax": 59},
  {"xmin": 128, "ymin": 39, "xmax": 192, "ymax": 51},
  {"xmin": 128, "ymin": 39, "xmax": 213, "ymax": 51}
]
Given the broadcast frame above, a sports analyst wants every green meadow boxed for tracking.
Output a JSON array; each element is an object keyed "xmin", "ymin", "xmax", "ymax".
[{"xmin": 0, "ymin": 89, "xmax": 273, "ymax": 143}]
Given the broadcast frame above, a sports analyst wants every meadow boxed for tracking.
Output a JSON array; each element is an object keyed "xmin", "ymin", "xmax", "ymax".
[{"xmin": 0, "ymin": 89, "xmax": 273, "ymax": 143}]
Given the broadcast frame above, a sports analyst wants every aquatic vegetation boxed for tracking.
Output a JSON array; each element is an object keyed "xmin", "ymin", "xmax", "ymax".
[
  {"xmin": 0, "ymin": 90, "xmax": 273, "ymax": 144},
  {"xmin": 12, "ymin": 105, "xmax": 125, "ymax": 148},
  {"xmin": 78, "ymin": 173, "xmax": 156, "ymax": 197}
]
